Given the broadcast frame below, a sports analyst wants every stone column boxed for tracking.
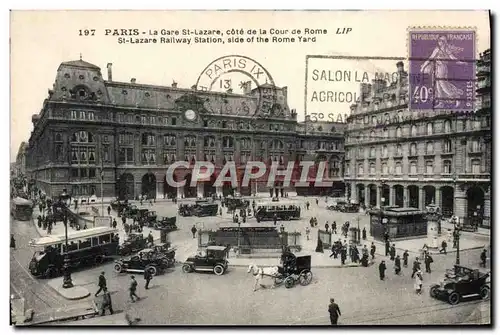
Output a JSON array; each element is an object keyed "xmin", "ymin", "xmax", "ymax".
[
  {"xmin": 376, "ymin": 186, "xmax": 381, "ymax": 208},
  {"xmin": 435, "ymin": 187, "xmax": 442, "ymax": 208},
  {"xmin": 483, "ymin": 188, "xmax": 491, "ymax": 227},
  {"xmin": 364, "ymin": 186, "xmax": 370, "ymax": 207},
  {"xmin": 453, "ymin": 187, "xmax": 466, "ymax": 219},
  {"xmin": 426, "ymin": 210, "xmax": 440, "ymax": 248},
  {"xmin": 419, "ymin": 186, "xmax": 424, "ymax": 210},
  {"xmin": 404, "ymin": 187, "xmax": 409, "ymax": 207},
  {"xmin": 350, "ymin": 183, "xmax": 357, "ymax": 203},
  {"xmin": 389, "ymin": 186, "xmax": 394, "ymax": 206}
]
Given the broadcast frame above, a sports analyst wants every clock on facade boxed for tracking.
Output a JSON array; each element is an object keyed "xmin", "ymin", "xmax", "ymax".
[{"xmin": 184, "ymin": 109, "xmax": 197, "ymax": 121}]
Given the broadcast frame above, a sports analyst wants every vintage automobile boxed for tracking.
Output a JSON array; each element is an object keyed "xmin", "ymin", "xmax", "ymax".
[
  {"xmin": 327, "ymin": 201, "xmax": 347, "ymax": 211},
  {"xmin": 182, "ymin": 246, "xmax": 229, "ymax": 276},
  {"xmin": 150, "ymin": 243, "xmax": 176, "ymax": 267},
  {"xmin": 113, "ymin": 249, "xmax": 168, "ymax": 276},
  {"xmin": 154, "ymin": 216, "xmax": 178, "ymax": 231},
  {"xmin": 429, "ymin": 265, "xmax": 490, "ymax": 305},
  {"xmin": 118, "ymin": 233, "xmax": 148, "ymax": 256},
  {"xmin": 144, "ymin": 211, "xmax": 158, "ymax": 226},
  {"xmin": 194, "ymin": 203, "xmax": 219, "ymax": 217},
  {"xmin": 110, "ymin": 199, "xmax": 129, "ymax": 214},
  {"xmin": 341, "ymin": 203, "xmax": 360, "ymax": 213},
  {"xmin": 122, "ymin": 205, "xmax": 140, "ymax": 218}
]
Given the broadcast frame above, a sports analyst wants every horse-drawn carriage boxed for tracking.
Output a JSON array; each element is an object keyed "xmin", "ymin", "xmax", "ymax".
[{"xmin": 248, "ymin": 252, "xmax": 313, "ymax": 290}]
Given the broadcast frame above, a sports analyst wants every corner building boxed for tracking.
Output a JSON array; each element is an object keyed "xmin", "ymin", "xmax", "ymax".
[
  {"xmin": 25, "ymin": 59, "xmax": 346, "ymax": 200},
  {"xmin": 344, "ymin": 61, "xmax": 491, "ymax": 227}
]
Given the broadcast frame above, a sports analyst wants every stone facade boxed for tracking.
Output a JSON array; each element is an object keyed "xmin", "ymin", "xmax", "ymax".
[
  {"xmin": 344, "ymin": 60, "xmax": 491, "ymax": 226},
  {"xmin": 25, "ymin": 59, "xmax": 345, "ymax": 199}
]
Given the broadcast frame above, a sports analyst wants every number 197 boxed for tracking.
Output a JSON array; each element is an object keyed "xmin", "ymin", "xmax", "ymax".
[{"xmin": 79, "ymin": 29, "xmax": 96, "ymax": 36}]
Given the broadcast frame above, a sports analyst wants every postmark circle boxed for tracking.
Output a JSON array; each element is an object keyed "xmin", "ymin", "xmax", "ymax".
[{"xmin": 195, "ymin": 55, "xmax": 278, "ymax": 119}]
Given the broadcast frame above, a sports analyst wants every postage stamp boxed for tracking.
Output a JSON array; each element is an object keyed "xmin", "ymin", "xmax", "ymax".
[{"xmin": 408, "ymin": 27, "xmax": 476, "ymax": 110}]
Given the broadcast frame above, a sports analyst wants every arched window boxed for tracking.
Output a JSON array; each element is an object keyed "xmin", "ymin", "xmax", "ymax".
[
  {"xmin": 395, "ymin": 162, "xmax": 402, "ymax": 175},
  {"xmin": 410, "ymin": 143, "xmax": 417, "ymax": 156},
  {"xmin": 409, "ymin": 161, "xmax": 417, "ymax": 175},
  {"xmin": 345, "ymin": 163, "xmax": 350, "ymax": 175},
  {"xmin": 426, "ymin": 122, "xmax": 434, "ymax": 135},
  {"xmin": 369, "ymin": 163, "xmax": 376, "ymax": 175},
  {"xmin": 471, "ymin": 159, "xmax": 481, "ymax": 174},
  {"xmin": 443, "ymin": 119, "xmax": 452, "ymax": 133},
  {"xmin": 382, "ymin": 163, "xmax": 388, "ymax": 175},
  {"xmin": 396, "ymin": 127, "xmax": 402, "ymax": 137},
  {"xmin": 411, "ymin": 124, "xmax": 418, "ymax": 137},
  {"xmin": 270, "ymin": 139, "xmax": 284, "ymax": 150},
  {"xmin": 426, "ymin": 141, "xmax": 434, "ymax": 154},
  {"xmin": 443, "ymin": 160, "xmax": 452, "ymax": 174}
]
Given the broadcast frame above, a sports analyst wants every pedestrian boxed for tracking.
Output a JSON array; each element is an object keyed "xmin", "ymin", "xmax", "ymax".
[
  {"xmin": 112, "ymin": 219, "xmax": 117, "ymax": 229},
  {"xmin": 352, "ymin": 246, "xmax": 360, "ymax": 263},
  {"xmin": 379, "ymin": 260, "xmax": 387, "ymax": 280},
  {"xmin": 362, "ymin": 227, "xmax": 367, "ymax": 240},
  {"xmin": 10, "ymin": 234, "xmax": 16, "ymax": 249},
  {"xmin": 328, "ymin": 298, "xmax": 341, "ymax": 325},
  {"xmin": 414, "ymin": 270, "xmax": 423, "ymax": 295},
  {"xmin": 411, "ymin": 257, "xmax": 421, "ymax": 278},
  {"xmin": 219, "ymin": 208, "xmax": 222, "ymax": 216},
  {"xmin": 305, "ymin": 226, "xmax": 310, "ymax": 241},
  {"xmin": 129, "ymin": 275, "xmax": 140, "ymax": 302},
  {"xmin": 325, "ymin": 222, "xmax": 329, "ymax": 233},
  {"xmin": 480, "ymin": 249, "xmax": 487, "ymax": 267},
  {"xmin": 315, "ymin": 238, "xmax": 324, "ymax": 253},
  {"xmin": 385, "ymin": 240, "xmax": 390, "ymax": 256},
  {"xmin": 100, "ymin": 288, "xmax": 114, "ymax": 316},
  {"xmin": 424, "ymin": 252, "xmax": 433, "ymax": 273},
  {"xmin": 191, "ymin": 225, "xmax": 197, "ymax": 239},
  {"xmin": 107, "ymin": 206, "xmax": 111, "ymax": 216},
  {"xmin": 362, "ymin": 244, "xmax": 368, "ymax": 257},
  {"xmin": 273, "ymin": 213, "xmax": 278, "ymax": 226},
  {"xmin": 147, "ymin": 232, "xmax": 154, "ymax": 246},
  {"xmin": 306, "ymin": 201, "xmax": 310, "ymax": 210},
  {"xmin": 47, "ymin": 224, "xmax": 52, "ymax": 235},
  {"xmin": 390, "ymin": 244, "xmax": 396, "ymax": 261},
  {"xmin": 316, "ymin": 198, "xmax": 319, "ymax": 206},
  {"xmin": 340, "ymin": 246, "xmax": 347, "ymax": 265},
  {"xmin": 439, "ymin": 240, "xmax": 447, "ymax": 254},
  {"xmin": 329, "ymin": 242, "xmax": 337, "ymax": 258},
  {"xmin": 370, "ymin": 242, "xmax": 376, "ymax": 260},
  {"xmin": 403, "ymin": 250, "xmax": 409, "ymax": 267},
  {"xmin": 95, "ymin": 271, "xmax": 107, "ymax": 297},
  {"xmin": 122, "ymin": 215, "xmax": 126, "ymax": 225},
  {"xmin": 144, "ymin": 269, "xmax": 153, "ymax": 290},
  {"xmin": 394, "ymin": 255, "xmax": 401, "ymax": 275},
  {"xmin": 332, "ymin": 221, "xmax": 337, "ymax": 234}
]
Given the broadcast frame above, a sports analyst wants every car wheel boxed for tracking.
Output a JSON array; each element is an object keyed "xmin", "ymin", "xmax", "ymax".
[
  {"xmin": 448, "ymin": 292, "xmax": 460, "ymax": 305},
  {"xmin": 480, "ymin": 286, "xmax": 490, "ymax": 300},
  {"xmin": 429, "ymin": 285, "xmax": 439, "ymax": 298},
  {"xmin": 298, "ymin": 270, "xmax": 313, "ymax": 286},
  {"xmin": 284, "ymin": 276, "xmax": 295, "ymax": 289},
  {"xmin": 145, "ymin": 266, "xmax": 157, "ymax": 277},
  {"xmin": 213, "ymin": 265, "xmax": 225, "ymax": 276},
  {"xmin": 182, "ymin": 264, "xmax": 193, "ymax": 273},
  {"xmin": 113, "ymin": 263, "xmax": 123, "ymax": 273}
]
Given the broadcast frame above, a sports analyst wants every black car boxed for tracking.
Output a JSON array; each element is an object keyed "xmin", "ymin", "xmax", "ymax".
[
  {"xmin": 182, "ymin": 246, "xmax": 229, "ymax": 276},
  {"xmin": 430, "ymin": 265, "xmax": 490, "ymax": 305},
  {"xmin": 110, "ymin": 199, "xmax": 129, "ymax": 214},
  {"xmin": 113, "ymin": 249, "xmax": 168, "ymax": 276},
  {"xmin": 118, "ymin": 233, "xmax": 147, "ymax": 256},
  {"xmin": 154, "ymin": 216, "xmax": 177, "ymax": 231}
]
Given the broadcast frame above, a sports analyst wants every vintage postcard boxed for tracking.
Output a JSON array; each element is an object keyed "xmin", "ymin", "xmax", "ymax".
[{"xmin": 9, "ymin": 10, "xmax": 491, "ymax": 326}]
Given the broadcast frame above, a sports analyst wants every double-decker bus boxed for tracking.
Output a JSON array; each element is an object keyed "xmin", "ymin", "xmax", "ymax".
[
  {"xmin": 11, "ymin": 197, "xmax": 33, "ymax": 221},
  {"xmin": 255, "ymin": 201, "xmax": 301, "ymax": 223},
  {"xmin": 28, "ymin": 226, "xmax": 119, "ymax": 278}
]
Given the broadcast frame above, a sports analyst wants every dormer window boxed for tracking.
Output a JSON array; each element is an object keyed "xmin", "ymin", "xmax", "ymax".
[
  {"xmin": 78, "ymin": 89, "xmax": 87, "ymax": 98},
  {"xmin": 64, "ymin": 73, "xmax": 70, "ymax": 78}
]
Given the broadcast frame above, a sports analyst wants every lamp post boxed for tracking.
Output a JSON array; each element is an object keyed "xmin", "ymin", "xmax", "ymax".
[
  {"xmin": 236, "ymin": 217, "xmax": 241, "ymax": 255},
  {"xmin": 452, "ymin": 216, "xmax": 461, "ymax": 265},
  {"xmin": 100, "ymin": 143, "xmax": 105, "ymax": 217},
  {"xmin": 62, "ymin": 218, "xmax": 74, "ymax": 288}
]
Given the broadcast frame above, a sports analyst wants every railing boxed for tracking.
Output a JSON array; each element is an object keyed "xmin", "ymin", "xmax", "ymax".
[{"xmin": 457, "ymin": 173, "xmax": 490, "ymax": 180}]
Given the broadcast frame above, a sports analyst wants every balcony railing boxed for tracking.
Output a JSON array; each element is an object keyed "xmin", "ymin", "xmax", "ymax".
[{"xmin": 458, "ymin": 173, "xmax": 490, "ymax": 180}]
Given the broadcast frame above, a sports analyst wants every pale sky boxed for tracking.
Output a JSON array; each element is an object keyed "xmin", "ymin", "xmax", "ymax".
[{"xmin": 10, "ymin": 10, "xmax": 490, "ymax": 161}]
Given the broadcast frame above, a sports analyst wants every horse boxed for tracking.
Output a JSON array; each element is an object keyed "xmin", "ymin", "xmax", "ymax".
[{"xmin": 247, "ymin": 264, "xmax": 279, "ymax": 291}]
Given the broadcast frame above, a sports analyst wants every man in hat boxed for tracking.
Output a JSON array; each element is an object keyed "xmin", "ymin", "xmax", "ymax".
[
  {"xmin": 379, "ymin": 260, "xmax": 387, "ymax": 280},
  {"xmin": 191, "ymin": 225, "xmax": 197, "ymax": 239},
  {"xmin": 10, "ymin": 234, "xmax": 16, "ymax": 250},
  {"xmin": 370, "ymin": 242, "xmax": 376, "ymax": 260},
  {"xmin": 129, "ymin": 275, "xmax": 139, "ymax": 302},
  {"xmin": 100, "ymin": 287, "xmax": 114, "ymax": 316},
  {"xmin": 394, "ymin": 255, "xmax": 402, "ymax": 275},
  {"xmin": 328, "ymin": 298, "xmax": 341, "ymax": 325},
  {"xmin": 95, "ymin": 272, "xmax": 107, "ymax": 297},
  {"xmin": 389, "ymin": 244, "xmax": 396, "ymax": 261},
  {"xmin": 144, "ymin": 268, "xmax": 153, "ymax": 290},
  {"xmin": 411, "ymin": 257, "xmax": 421, "ymax": 278}
]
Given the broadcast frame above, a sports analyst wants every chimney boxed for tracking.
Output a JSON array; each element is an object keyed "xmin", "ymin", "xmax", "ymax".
[
  {"xmin": 172, "ymin": 81, "xmax": 177, "ymax": 88},
  {"xmin": 107, "ymin": 63, "xmax": 113, "ymax": 81},
  {"xmin": 282, "ymin": 86, "xmax": 288, "ymax": 99},
  {"xmin": 131, "ymin": 78, "xmax": 136, "ymax": 84}
]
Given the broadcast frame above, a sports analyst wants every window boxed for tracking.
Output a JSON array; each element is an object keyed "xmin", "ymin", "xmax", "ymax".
[
  {"xmin": 88, "ymin": 148, "xmax": 96, "ymax": 163},
  {"xmin": 119, "ymin": 133, "xmax": 134, "ymax": 145},
  {"xmin": 425, "ymin": 141, "xmax": 434, "ymax": 154},
  {"xmin": 203, "ymin": 120, "xmax": 208, "ymax": 127},
  {"xmin": 141, "ymin": 133, "xmax": 156, "ymax": 146},
  {"xmin": 184, "ymin": 135, "xmax": 197, "ymax": 148},
  {"xmin": 55, "ymin": 133, "xmax": 63, "ymax": 142},
  {"xmin": 171, "ymin": 117, "xmax": 177, "ymax": 126},
  {"xmin": 204, "ymin": 136, "xmax": 216, "ymax": 148},
  {"xmin": 358, "ymin": 147, "xmax": 364, "ymax": 157},
  {"xmin": 444, "ymin": 120, "xmax": 452, "ymax": 133},
  {"xmin": 358, "ymin": 164, "xmax": 364, "ymax": 176},
  {"xmin": 103, "ymin": 146, "xmax": 110, "ymax": 162},
  {"xmin": 370, "ymin": 147, "xmax": 376, "ymax": 158},
  {"xmin": 102, "ymin": 135, "xmax": 109, "ymax": 143},
  {"xmin": 426, "ymin": 122, "xmax": 434, "ymax": 135},
  {"xmin": 164, "ymin": 135, "xmax": 177, "ymax": 147},
  {"xmin": 370, "ymin": 130, "xmax": 375, "ymax": 140},
  {"xmin": 345, "ymin": 150, "xmax": 350, "ymax": 159},
  {"xmin": 329, "ymin": 157, "xmax": 340, "ymax": 177},
  {"xmin": 369, "ymin": 163, "xmax": 376, "ymax": 175},
  {"xmin": 240, "ymin": 138, "xmax": 252, "ymax": 150},
  {"xmin": 396, "ymin": 127, "xmax": 402, "ymax": 137},
  {"xmin": 382, "ymin": 163, "xmax": 388, "ymax": 175},
  {"xmin": 425, "ymin": 160, "xmax": 434, "ymax": 174},
  {"xmin": 163, "ymin": 151, "xmax": 177, "ymax": 164},
  {"xmin": 443, "ymin": 160, "xmax": 452, "ymax": 174},
  {"xmin": 383, "ymin": 128, "xmax": 388, "ymax": 138},
  {"xmin": 89, "ymin": 168, "xmax": 96, "ymax": 178},
  {"xmin": 395, "ymin": 162, "xmax": 402, "ymax": 175},
  {"xmin": 70, "ymin": 110, "xmax": 78, "ymax": 119},
  {"xmin": 223, "ymin": 136, "xmax": 234, "ymax": 149},
  {"xmin": 411, "ymin": 125, "xmax": 418, "ymax": 137},
  {"xmin": 141, "ymin": 116, "xmax": 147, "ymax": 124},
  {"xmin": 119, "ymin": 148, "xmax": 134, "ymax": 164},
  {"xmin": 71, "ymin": 131, "xmax": 94, "ymax": 143},
  {"xmin": 410, "ymin": 143, "xmax": 417, "ymax": 156},
  {"xmin": 142, "ymin": 149, "xmax": 156, "ymax": 165},
  {"xmin": 55, "ymin": 144, "xmax": 63, "ymax": 161},
  {"xmin": 345, "ymin": 163, "xmax": 350, "ymax": 175},
  {"xmin": 469, "ymin": 139, "xmax": 482, "ymax": 152},
  {"xmin": 409, "ymin": 161, "xmax": 417, "ymax": 175},
  {"xmin": 471, "ymin": 159, "xmax": 481, "ymax": 174},
  {"xmin": 396, "ymin": 144, "xmax": 403, "ymax": 156},
  {"xmin": 443, "ymin": 140, "xmax": 452, "ymax": 153},
  {"xmin": 397, "ymin": 110, "xmax": 403, "ymax": 122},
  {"xmin": 372, "ymin": 116, "xmax": 377, "ymax": 125},
  {"xmin": 382, "ymin": 145, "xmax": 388, "ymax": 157}
]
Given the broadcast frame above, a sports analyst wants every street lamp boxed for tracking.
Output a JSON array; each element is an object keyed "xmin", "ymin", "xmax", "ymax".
[
  {"xmin": 452, "ymin": 216, "xmax": 461, "ymax": 265},
  {"xmin": 236, "ymin": 217, "xmax": 241, "ymax": 255},
  {"xmin": 100, "ymin": 142, "xmax": 105, "ymax": 217},
  {"xmin": 62, "ymin": 215, "xmax": 74, "ymax": 288}
]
